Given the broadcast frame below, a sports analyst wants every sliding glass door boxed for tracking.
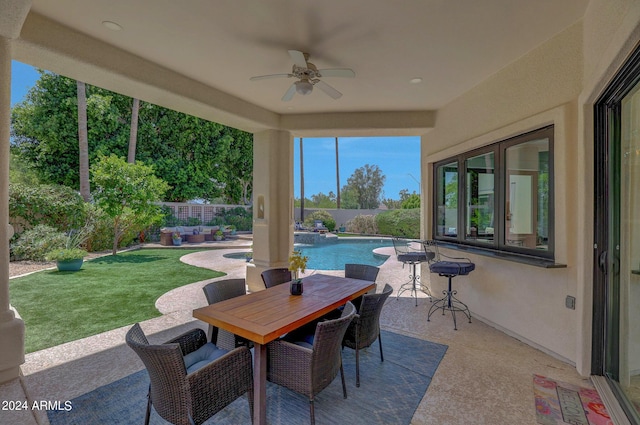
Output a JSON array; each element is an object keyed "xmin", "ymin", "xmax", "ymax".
[{"xmin": 594, "ymin": 43, "xmax": 640, "ymax": 424}]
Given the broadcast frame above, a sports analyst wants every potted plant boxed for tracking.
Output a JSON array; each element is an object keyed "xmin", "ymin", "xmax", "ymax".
[
  {"xmin": 214, "ymin": 230, "xmax": 224, "ymax": 241},
  {"xmin": 45, "ymin": 225, "xmax": 93, "ymax": 272},
  {"xmin": 172, "ymin": 231, "xmax": 182, "ymax": 246},
  {"xmin": 288, "ymin": 250, "xmax": 308, "ymax": 295},
  {"xmin": 46, "ymin": 248, "xmax": 88, "ymax": 272}
]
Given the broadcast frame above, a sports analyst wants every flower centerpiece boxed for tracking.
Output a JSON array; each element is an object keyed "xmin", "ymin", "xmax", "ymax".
[
  {"xmin": 288, "ymin": 250, "xmax": 308, "ymax": 295},
  {"xmin": 288, "ymin": 250, "xmax": 308, "ymax": 281}
]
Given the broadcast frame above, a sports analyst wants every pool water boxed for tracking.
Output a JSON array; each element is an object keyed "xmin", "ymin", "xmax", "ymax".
[{"xmin": 295, "ymin": 238, "xmax": 392, "ymax": 270}]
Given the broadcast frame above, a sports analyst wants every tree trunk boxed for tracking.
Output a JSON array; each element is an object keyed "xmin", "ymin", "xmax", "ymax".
[
  {"xmin": 299, "ymin": 138, "xmax": 305, "ymax": 222},
  {"xmin": 335, "ymin": 137, "xmax": 340, "ymax": 209},
  {"xmin": 127, "ymin": 98, "xmax": 140, "ymax": 163},
  {"xmin": 77, "ymin": 81, "xmax": 90, "ymax": 201},
  {"xmin": 112, "ymin": 218, "xmax": 120, "ymax": 256}
]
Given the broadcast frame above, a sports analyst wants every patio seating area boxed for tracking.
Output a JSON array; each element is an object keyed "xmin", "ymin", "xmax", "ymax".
[{"xmin": 2, "ymin": 241, "xmax": 590, "ymax": 425}]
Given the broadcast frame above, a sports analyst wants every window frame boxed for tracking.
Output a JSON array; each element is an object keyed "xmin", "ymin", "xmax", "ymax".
[{"xmin": 432, "ymin": 125, "xmax": 555, "ymax": 260}]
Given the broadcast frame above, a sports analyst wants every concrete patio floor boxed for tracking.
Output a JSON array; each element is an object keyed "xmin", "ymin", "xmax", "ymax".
[{"xmin": 1, "ymin": 237, "xmax": 589, "ymax": 425}]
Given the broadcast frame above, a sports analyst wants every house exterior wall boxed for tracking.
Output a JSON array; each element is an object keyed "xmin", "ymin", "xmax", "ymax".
[{"xmin": 422, "ymin": 0, "xmax": 640, "ymax": 376}]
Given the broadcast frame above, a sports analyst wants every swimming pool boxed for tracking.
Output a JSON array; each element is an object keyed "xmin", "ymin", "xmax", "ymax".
[{"xmin": 295, "ymin": 238, "xmax": 392, "ymax": 270}]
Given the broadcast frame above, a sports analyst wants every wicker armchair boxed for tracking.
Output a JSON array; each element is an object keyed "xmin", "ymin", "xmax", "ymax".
[
  {"xmin": 267, "ymin": 302, "xmax": 356, "ymax": 425},
  {"xmin": 342, "ymin": 283, "xmax": 393, "ymax": 387},
  {"xmin": 261, "ymin": 268, "xmax": 292, "ymax": 289},
  {"xmin": 202, "ymin": 279, "xmax": 252, "ymax": 350},
  {"xmin": 125, "ymin": 323, "xmax": 253, "ymax": 425}
]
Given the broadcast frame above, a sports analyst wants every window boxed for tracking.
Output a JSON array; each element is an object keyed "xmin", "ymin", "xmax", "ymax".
[{"xmin": 433, "ymin": 126, "xmax": 553, "ymax": 259}]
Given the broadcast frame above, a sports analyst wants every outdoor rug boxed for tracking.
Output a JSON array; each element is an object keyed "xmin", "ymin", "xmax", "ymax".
[
  {"xmin": 533, "ymin": 374, "xmax": 612, "ymax": 425},
  {"xmin": 48, "ymin": 330, "xmax": 447, "ymax": 425}
]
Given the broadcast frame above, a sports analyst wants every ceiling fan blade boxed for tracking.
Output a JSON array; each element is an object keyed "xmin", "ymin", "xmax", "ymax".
[
  {"xmin": 288, "ymin": 50, "xmax": 308, "ymax": 68},
  {"xmin": 250, "ymin": 73, "xmax": 293, "ymax": 81},
  {"xmin": 314, "ymin": 80, "xmax": 342, "ymax": 99},
  {"xmin": 317, "ymin": 68, "xmax": 355, "ymax": 78},
  {"xmin": 281, "ymin": 83, "xmax": 297, "ymax": 101}
]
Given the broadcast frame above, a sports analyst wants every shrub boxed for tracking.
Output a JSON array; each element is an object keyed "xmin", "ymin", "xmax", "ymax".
[
  {"xmin": 45, "ymin": 248, "xmax": 87, "ymax": 262},
  {"xmin": 11, "ymin": 224, "xmax": 67, "ymax": 261},
  {"xmin": 375, "ymin": 208, "xmax": 421, "ymax": 238},
  {"xmin": 303, "ymin": 210, "xmax": 336, "ymax": 231},
  {"xmin": 9, "ymin": 183, "xmax": 87, "ymax": 233},
  {"xmin": 346, "ymin": 214, "xmax": 378, "ymax": 234}
]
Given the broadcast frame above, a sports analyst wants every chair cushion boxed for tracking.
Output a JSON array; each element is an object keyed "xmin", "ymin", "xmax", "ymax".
[
  {"xmin": 429, "ymin": 261, "xmax": 475, "ymax": 276},
  {"xmin": 183, "ymin": 342, "xmax": 227, "ymax": 373},
  {"xmin": 397, "ymin": 251, "xmax": 428, "ymax": 263}
]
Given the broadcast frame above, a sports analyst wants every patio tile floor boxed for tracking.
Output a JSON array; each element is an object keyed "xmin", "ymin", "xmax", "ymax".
[{"xmin": 2, "ymin": 240, "xmax": 587, "ymax": 425}]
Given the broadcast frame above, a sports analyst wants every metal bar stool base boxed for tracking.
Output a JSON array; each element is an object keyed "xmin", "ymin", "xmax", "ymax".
[
  {"xmin": 427, "ymin": 275, "xmax": 472, "ymax": 330},
  {"xmin": 396, "ymin": 261, "xmax": 432, "ymax": 306}
]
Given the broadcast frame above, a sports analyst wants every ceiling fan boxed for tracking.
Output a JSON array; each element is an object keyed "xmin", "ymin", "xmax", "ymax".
[{"xmin": 250, "ymin": 50, "xmax": 355, "ymax": 101}]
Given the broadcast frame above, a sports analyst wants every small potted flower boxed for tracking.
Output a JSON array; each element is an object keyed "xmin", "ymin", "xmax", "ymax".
[
  {"xmin": 214, "ymin": 230, "xmax": 224, "ymax": 241},
  {"xmin": 288, "ymin": 250, "xmax": 308, "ymax": 295},
  {"xmin": 172, "ymin": 231, "xmax": 182, "ymax": 246}
]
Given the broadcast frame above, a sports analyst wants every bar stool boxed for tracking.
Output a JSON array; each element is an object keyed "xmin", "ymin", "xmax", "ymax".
[
  {"xmin": 425, "ymin": 241, "xmax": 475, "ymax": 330},
  {"xmin": 392, "ymin": 237, "xmax": 433, "ymax": 306}
]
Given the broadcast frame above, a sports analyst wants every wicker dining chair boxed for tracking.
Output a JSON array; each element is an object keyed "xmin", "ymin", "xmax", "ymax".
[
  {"xmin": 125, "ymin": 323, "xmax": 253, "ymax": 425},
  {"xmin": 342, "ymin": 283, "xmax": 393, "ymax": 387},
  {"xmin": 344, "ymin": 263, "xmax": 379, "ymax": 310},
  {"xmin": 344, "ymin": 263, "xmax": 380, "ymax": 282},
  {"xmin": 261, "ymin": 268, "xmax": 292, "ymax": 289},
  {"xmin": 202, "ymin": 279, "xmax": 252, "ymax": 350},
  {"xmin": 267, "ymin": 302, "xmax": 356, "ymax": 425}
]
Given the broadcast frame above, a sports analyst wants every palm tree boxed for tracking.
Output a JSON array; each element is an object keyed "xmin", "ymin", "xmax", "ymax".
[
  {"xmin": 77, "ymin": 81, "xmax": 90, "ymax": 201},
  {"xmin": 299, "ymin": 138, "xmax": 305, "ymax": 221},
  {"xmin": 335, "ymin": 137, "xmax": 341, "ymax": 209},
  {"xmin": 127, "ymin": 98, "xmax": 140, "ymax": 163}
]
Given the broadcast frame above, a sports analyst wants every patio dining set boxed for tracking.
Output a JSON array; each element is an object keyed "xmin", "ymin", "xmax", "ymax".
[{"xmin": 125, "ymin": 239, "xmax": 474, "ymax": 425}]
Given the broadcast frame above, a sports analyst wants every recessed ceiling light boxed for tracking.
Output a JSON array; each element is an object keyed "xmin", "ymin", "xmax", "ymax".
[
  {"xmin": 102, "ymin": 21, "xmax": 122, "ymax": 31},
  {"xmin": 409, "ymin": 78, "xmax": 423, "ymax": 84}
]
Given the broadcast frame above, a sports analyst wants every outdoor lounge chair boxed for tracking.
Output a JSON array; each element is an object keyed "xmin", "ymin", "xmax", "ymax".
[{"xmin": 125, "ymin": 323, "xmax": 253, "ymax": 425}]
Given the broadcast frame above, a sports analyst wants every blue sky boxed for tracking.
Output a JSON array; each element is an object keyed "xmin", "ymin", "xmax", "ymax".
[
  {"xmin": 11, "ymin": 60, "xmax": 421, "ymax": 200},
  {"xmin": 293, "ymin": 137, "xmax": 420, "ymax": 200}
]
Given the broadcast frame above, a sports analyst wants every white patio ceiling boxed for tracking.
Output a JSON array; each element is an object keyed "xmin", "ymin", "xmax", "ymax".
[{"xmin": 12, "ymin": 0, "xmax": 588, "ymax": 134}]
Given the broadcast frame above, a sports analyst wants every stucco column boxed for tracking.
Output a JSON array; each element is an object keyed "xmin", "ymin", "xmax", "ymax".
[
  {"xmin": 0, "ymin": 36, "xmax": 25, "ymax": 384},
  {"xmin": 246, "ymin": 130, "xmax": 294, "ymax": 292}
]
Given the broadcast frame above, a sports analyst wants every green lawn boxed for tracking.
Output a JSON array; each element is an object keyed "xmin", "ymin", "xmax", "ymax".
[{"xmin": 10, "ymin": 248, "xmax": 224, "ymax": 353}]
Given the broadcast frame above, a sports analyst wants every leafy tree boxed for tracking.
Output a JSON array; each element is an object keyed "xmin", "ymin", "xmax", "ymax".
[
  {"xmin": 401, "ymin": 193, "xmax": 420, "ymax": 209},
  {"xmin": 310, "ymin": 192, "xmax": 337, "ymax": 208},
  {"xmin": 9, "ymin": 182, "xmax": 87, "ymax": 233},
  {"xmin": 375, "ymin": 208, "xmax": 421, "ymax": 238},
  {"xmin": 91, "ymin": 155, "xmax": 169, "ymax": 254},
  {"xmin": 9, "ymin": 152, "xmax": 40, "ymax": 185},
  {"xmin": 343, "ymin": 164, "xmax": 386, "ymax": 209},
  {"xmin": 339, "ymin": 186, "xmax": 360, "ymax": 209},
  {"xmin": 11, "ymin": 71, "xmax": 253, "ymax": 203}
]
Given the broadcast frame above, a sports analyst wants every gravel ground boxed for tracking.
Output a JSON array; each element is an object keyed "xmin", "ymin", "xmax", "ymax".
[
  {"xmin": 9, "ymin": 251, "xmax": 112, "ymax": 278},
  {"xmin": 9, "ymin": 260, "xmax": 55, "ymax": 278}
]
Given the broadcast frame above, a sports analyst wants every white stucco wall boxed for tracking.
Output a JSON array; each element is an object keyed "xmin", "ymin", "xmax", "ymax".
[{"xmin": 422, "ymin": 0, "xmax": 640, "ymax": 373}]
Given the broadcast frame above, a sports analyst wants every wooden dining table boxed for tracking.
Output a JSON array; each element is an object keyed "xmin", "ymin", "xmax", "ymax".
[{"xmin": 192, "ymin": 273, "xmax": 375, "ymax": 425}]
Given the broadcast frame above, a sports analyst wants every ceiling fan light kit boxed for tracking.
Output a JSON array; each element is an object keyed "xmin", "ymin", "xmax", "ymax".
[
  {"xmin": 250, "ymin": 50, "xmax": 355, "ymax": 101},
  {"xmin": 295, "ymin": 80, "xmax": 314, "ymax": 95}
]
